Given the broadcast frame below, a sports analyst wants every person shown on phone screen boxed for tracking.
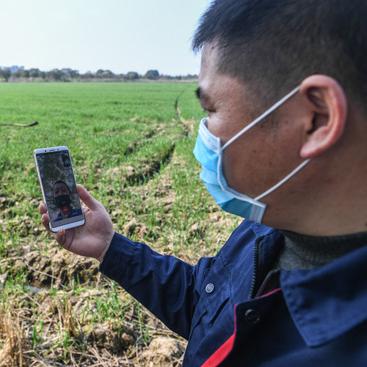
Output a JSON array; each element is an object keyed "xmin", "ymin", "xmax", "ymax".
[{"xmin": 53, "ymin": 180, "xmax": 82, "ymax": 221}]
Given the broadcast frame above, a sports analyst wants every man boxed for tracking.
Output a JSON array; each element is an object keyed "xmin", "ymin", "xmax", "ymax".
[
  {"xmin": 39, "ymin": 1, "xmax": 367, "ymax": 365},
  {"xmin": 53, "ymin": 180, "xmax": 82, "ymax": 221}
]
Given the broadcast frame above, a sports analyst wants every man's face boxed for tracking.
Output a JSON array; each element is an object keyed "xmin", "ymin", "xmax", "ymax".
[
  {"xmin": 197, "ymin": 44, "xmax": 310, "ymax": 224},
  {"xmin": 54, "ymin": 182, "xmax": 70, "ymax": 198},
  {"xmin": 53, "ymin": 182, "xmax": 72, "ymax": 215}
]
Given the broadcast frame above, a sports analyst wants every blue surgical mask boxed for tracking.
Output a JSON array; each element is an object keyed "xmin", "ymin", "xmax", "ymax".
[{"xmin": 193, "ymin": 87, "xmax": 311, "ymax": 223}]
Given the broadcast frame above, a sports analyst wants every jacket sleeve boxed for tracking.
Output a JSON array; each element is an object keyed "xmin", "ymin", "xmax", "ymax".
[{"xmin": 99, "ymin": 232, "xmax": 215, "ymax": 339}]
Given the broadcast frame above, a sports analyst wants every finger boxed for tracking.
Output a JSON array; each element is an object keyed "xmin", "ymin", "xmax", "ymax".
[
  {"xmin": 41, "ymin": 213, "xmax": 51, "ymax": 232},
  {"xmin": 39, "ymin": 202, "xmax": 47, "ymax": 215},
  {"xmin": 77, "ymin": 185, "xmax": 99, "ymax": 211},
  {"xmin": 56, "ymin": 230, "xmax": 67, "ymax": 247}
]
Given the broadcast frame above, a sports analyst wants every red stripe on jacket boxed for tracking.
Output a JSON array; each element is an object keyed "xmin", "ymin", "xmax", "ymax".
[
  {"xmin": 201, "ymin": 334, "xmax": 236, "ymax": 367},
  {"xmin": 201, "ymin": 288, "xmax": 282, "ymax": 367}
]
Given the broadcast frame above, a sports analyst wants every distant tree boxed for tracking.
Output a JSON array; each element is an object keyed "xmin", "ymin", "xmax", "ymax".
[
  {"xmin": 182, "ymin": 74, "xmax": 198, "ymax": 80},
  {"xmin": 70, "ymin": 69, "xmax": 80, "ymax": 79},
  {"xmin": 60, "ymin": 68, "xmax": 79, "ymax": 80},
  {"xmin": 48, "ymin": 69, "xmax": 63, "ymax": 81},
  {"xmin": 81, "ymin": 71, "xmax": 95, "ymax": 80},
  {"xmin": 145, "ymin": 69, "xmax": 160, "ymax": 80},
  {"xmin": 125, "ymin": 71, "xmax": 140, "ymax": 81},
  {"xmin": 96, "ymin": 69, "xmax": 105, "ymax": 79},
  {"xmin": 0, "ymin": 67, "xmax": 11, "ymax": 82},
  {"xmin": 95, "ymin": 69, "xmax": 115, "ymax": 79},
  {"xmin": 29, "ymin": 68, "xmax": 41, "ymax": 78},
  {"xmin": 105, "ymin": 70, "xmax": 115, "ymax": 79},
  {"xmin": 13, "ymin": 69, "xmax": 23, "ymax": 78},
  {"xmin": 21, "ymin": 69, "xmax": 30, "ymax": 78},
  {"xmin": 0, "ymin": 66, "xmax": 192, "ymax": 83}
]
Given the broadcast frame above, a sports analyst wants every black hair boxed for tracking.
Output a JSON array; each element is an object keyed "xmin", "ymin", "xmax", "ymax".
[
  {"xmin": 53, "ymin": 180, "xmax": 71, "ymax": 193},
  {"xmin": 193, "ymin": 0, "xmax": 367, "ymax": 108}
]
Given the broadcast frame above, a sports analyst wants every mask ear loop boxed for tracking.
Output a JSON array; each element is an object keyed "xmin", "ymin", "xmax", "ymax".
[
  {"xmin": 221, "ymin": 87, "xmax": 300, "ymax": 152},
  {"xmin": 255, "ymin": 159, "xmax": 311, "ymax": 201},
  {"xmin": 218, "ymin": 86, "xmax": 310, "ymax": 203}
]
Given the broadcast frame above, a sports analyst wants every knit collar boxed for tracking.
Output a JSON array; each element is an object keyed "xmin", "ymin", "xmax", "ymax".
[{"xmin": 278, "ymin": 230, "xmax": 367, "ymax": 270}]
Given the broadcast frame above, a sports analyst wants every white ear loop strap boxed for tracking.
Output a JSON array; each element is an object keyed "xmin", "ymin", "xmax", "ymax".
[
  {"xmin": 255, "ymin": 159, "xmax": 311, "ymax": 201},
  {"xmin": 219, "ymin": 86, "xmax": 310, "ymax": 202},
  {"xmin": 222, "ymin": 86, "xmax": 300, "ymax": 152}
]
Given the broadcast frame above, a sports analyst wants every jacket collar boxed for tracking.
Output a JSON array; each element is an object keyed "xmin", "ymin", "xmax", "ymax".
[
  {"xmin": 280, "ymin": 244, "xmax": 367, "ymax": 347},
  {"xmin": 250, "ymin": 222, "xmax": 275, "ymax": 238}
]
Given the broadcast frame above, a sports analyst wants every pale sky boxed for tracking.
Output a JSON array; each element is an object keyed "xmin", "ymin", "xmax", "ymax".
[{"xmin": 0, "ymin": 0, "xmax": 210, "ymax": 75}]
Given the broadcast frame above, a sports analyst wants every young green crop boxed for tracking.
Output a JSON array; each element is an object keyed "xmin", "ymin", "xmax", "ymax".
[{"xmin": 0, "ymin": 82, "xmax": 238, "ymax": 366}]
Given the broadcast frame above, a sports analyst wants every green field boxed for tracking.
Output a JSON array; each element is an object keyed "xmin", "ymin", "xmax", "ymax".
[{"xmin": 0, "ymin": 82, "xmax": 239, "ymax": 366}]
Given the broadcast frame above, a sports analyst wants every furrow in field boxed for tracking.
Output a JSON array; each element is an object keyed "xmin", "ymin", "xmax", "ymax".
[
  {"xmin": 123, "ymin": 129, "xmax": 156, "ymax": 156},
  {"xmin": 124, "ymin": 143, "xmax": 176, "ymax": 186},
  {"xmin": 103, "ymin": 121, "xmax": 186, "ymax": 188}
]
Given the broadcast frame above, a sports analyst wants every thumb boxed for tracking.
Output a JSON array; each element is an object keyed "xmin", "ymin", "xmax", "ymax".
[{"xmin": 77, "ymin": 185, "xmax": 99, "ymax": 211}]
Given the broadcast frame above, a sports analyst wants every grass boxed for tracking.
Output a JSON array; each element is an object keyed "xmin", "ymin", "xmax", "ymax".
[{"xmin": 0, "ymin": 82, "xmax": 239, "ymax": 366}]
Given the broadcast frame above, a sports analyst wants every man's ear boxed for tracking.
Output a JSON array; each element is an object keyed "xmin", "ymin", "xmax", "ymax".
[{"xmin": 299, "ymin": 75, "xmax": 348, "ymax": 159}]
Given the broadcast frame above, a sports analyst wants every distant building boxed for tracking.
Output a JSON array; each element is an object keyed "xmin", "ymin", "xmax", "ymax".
[{"xmin": 9, "ymin": 65, "xmax": 24, "ymax": 74}]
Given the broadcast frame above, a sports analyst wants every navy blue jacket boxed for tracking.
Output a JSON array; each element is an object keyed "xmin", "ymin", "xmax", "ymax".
[{"xmin": 100, "ymin": 220, "xmax": 367, "ymax": 366}]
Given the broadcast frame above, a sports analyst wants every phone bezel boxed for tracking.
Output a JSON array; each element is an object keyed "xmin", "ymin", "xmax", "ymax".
[{"xmin": 34, "ymin": 146, "xmax": 85, "ymax": 233}]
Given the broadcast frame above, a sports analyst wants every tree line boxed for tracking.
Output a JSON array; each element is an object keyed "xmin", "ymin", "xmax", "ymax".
[{"xmin": 0, "ymin": 67, "xmax": 197, "ymax": 82}]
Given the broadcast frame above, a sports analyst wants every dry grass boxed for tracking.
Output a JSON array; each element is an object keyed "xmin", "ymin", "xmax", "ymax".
[
  {"xmin": 0, "ymin": 280, "xmax": 186, "ymax": 366},
  {"xmin": 0, "ymin": 305, "xmax": 27, "ymax": 367}
]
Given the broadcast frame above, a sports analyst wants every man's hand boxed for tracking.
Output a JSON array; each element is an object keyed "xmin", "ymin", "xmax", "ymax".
[{"xmin": 39, "ymin": 185, "xmax": 114, "ymax": 262}]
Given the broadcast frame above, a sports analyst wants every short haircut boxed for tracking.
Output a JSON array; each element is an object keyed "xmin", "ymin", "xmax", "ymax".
[
  {"xmin": 193, "ymin": 0, "xmax": 367, "ymax": 109},
  {"xmin": 53, "ymin": 180, "xmax": 71, "ymax": 193}
]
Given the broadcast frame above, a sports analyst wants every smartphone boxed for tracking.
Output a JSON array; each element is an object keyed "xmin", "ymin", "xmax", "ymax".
[{"xmin": 34, "ymin": 146, "xmax": 85, "ymax": 233}]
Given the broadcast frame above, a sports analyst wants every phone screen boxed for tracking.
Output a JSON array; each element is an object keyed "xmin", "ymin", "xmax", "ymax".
[{"xmin": 35, "ymin": 149, "xmax": 84, "ymax": 229}]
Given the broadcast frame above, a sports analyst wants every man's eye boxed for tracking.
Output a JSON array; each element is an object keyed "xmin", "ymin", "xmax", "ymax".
[{"xmin": 203, "ymin": 106, "xmax": 215, "ymax": 113}]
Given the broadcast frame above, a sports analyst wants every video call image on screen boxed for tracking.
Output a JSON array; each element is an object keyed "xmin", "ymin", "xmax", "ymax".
[{"xmin": 36, "ymin": 151, "xmax": 83, "ymax": 225}]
